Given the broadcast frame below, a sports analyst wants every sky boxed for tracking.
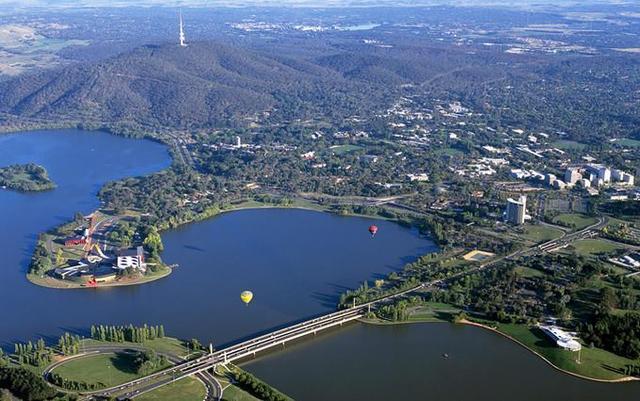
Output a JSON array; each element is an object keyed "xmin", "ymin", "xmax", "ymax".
[{"xmin": 0, "ymin": 0, "xmax": 627, "ymax": 8}]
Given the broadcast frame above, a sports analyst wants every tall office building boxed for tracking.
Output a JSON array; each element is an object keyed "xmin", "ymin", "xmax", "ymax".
[
  {"xmin": 179, "ymin": 11, "xmax": 187, "ymax": 47},
  {"xmin": 564, "ymin": 168, "xmax": 582, "ymax": 186},
  {"xmin": 505, "ymin": 195, "xmax": 527, "ymax": 225}
]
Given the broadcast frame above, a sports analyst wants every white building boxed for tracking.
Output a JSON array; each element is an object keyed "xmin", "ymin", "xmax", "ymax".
[
  {"xmin": 545, "ymin": 174, "xmax": 557, "ymax": 186},
  {"xmin": 115, "ymin": 246, "xmax": 145, "ymax": 271},
  {"xmin": 407, "ymin": 173, "xmax": 429, "ymax": 182},
  {"xmin": 539, "ymin": 325, "xmax": 582, "ymax": 352},
  {"xmin": 564, "ymin": 168, "xmax": 582, "ymax": 186}
]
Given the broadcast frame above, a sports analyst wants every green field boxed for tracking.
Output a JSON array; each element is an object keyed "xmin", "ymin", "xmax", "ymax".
[
  {"xmin": 569, "ymin": 239, "xmax": 626, "ymax": 257},
  {"xmin": 221, "ymin": 385, "xmax": 262, "ymax": 401},
  {"xmin": 552, "ymin": 140, "xmax": 587, "ymax": 150},
  {"xmin": 611, "ymin": 138, "xmax": 640, "ymax": 148},
  {"xmin": 82, "ymin": 337, "xmax": 190, "ymax": 358},
  {"xmin": 514, "ymin": 266, "xmax": 546, "ymax": 278},
  {"xmin": 330, "ymin": 144, "xmax": 363, "ymax": 155},
  {"xmin": 520, "ymin": 225, "xmax": 564, "ymax": 243},
  {"xmin": 137, "ymin": 377, "xmax": 206, "ymax": 401},
  {"xmin": 552, "ymin": 214, "xmax": 597, "ymax": 230},
  {"xmin": 493, "ymin": 323, "xmax": 637, "ymax": 380},
  {"xmin": 53, "ymin": 352, "xmax": 144, "ymax": 388}
]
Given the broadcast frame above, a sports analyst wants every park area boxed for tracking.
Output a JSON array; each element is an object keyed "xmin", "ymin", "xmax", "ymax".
[{"xmin": 552, "ymin": 214, "xmax": 597, "ymax": 230}]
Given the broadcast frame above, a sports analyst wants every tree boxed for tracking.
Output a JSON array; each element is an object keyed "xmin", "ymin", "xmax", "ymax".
[
  {"xmin": 55, "ymin": 248, "xmax": 66, "ymax": 267},
  {"xmin": 143, "ymin": 227, "xmax": 163, "ymax": 257}
]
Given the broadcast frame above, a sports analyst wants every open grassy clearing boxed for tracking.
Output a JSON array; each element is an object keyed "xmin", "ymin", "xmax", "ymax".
[
  {"xmin": 552, "ymin": 140, "xmax": 587, "ymax": 150},
  {"xmin": 52, "ymin": 352, "xmax": 143, "ymax": 388},
  {"xmin": 569, "ymin": 239, "xmax": 627, "ymax": 257},
  {"xmin": 136, "ymin": 377, "xmax": 206, "ymax": 401},
  {"xmin": 221, "ymin": 385, "xmax": 262, "ymax": 401},
  {"xmin": 552, "ymin": 213, "xmax": 597, "ymax": 230},
  {"xmin": 519, "ymin": 225, "xmax": 564, "ymax": 243}
]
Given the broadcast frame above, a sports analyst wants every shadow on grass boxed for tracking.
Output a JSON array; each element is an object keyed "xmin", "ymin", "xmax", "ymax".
[
  {"xmin": 110, "ymin": 350, "xmax": 139, "ymax": 374},
  {"xmin": 529, "ymin": 326, "xmax": 558, "ymax": 349}
]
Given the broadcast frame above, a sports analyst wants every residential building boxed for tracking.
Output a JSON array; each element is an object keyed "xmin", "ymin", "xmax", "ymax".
[{"xmin": 505, "ymin": 195, "xmax": 526, "ymax": 225}]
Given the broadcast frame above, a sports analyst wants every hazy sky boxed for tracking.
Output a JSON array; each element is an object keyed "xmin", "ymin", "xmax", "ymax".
[{"xmin": 0, "ymin": 0, "xmax": 624, "ymax": 8}]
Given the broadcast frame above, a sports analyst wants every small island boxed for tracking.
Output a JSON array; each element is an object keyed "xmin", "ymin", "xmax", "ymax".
[{"xmin": 0, "ymin": 163, "xmax": 56, "ymax": 192}]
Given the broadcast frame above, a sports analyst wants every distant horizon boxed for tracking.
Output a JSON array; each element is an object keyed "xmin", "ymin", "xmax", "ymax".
[{"xmin": 0, "ymin": 0, "xmax": 634, "ymax": 10}]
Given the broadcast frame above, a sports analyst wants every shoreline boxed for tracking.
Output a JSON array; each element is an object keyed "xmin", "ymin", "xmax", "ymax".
[
  {"xmin": 360, "ymin": 317, "xmax": 637, "ymax": 384},
  {"xmin": 26, "ymin": 266, "xmax": 173, "ymax": 290},
  {"xmin": 458, "ymin": 320, "xmax": 638, "ymax": 384}
]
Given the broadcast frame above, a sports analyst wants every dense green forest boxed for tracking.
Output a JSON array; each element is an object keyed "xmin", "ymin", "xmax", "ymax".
[{"xmin": 0, "ymin": 164, "xmax": 56, "ymax": 192}]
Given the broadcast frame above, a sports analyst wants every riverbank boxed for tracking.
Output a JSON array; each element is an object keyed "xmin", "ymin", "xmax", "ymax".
[
  {"xmin": 26, "ymin": 192, "xmax": 425, "ymax": 291},
  {"xmin": 362, "ymin": 306, "xmax": 638, "ymax": 383},
  {"xmin": 459, "ymin": 319, "xmax": 639, "ymax": 383},
  {"xmin": 26, "ymin": 265, "xmax": 172, "ymax": 289}
]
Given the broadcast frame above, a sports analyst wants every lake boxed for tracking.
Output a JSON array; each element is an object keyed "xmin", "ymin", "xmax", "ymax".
[
  {"xmin": 244, "ymin": 323, "xmax": 640, "ymax": 401},
  {"xmin": 0, "ymin": 129, "xmax": 434, "ymax": 346},
  {"xmin": 2, "ymin": 129, "xmax": 638, "ymax": 401}
]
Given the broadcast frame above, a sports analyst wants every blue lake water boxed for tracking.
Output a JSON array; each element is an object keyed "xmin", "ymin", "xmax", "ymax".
[
  {"xmin": 3, "ymin": 129, "xmax": 637, "ymax": 401},
  {"xmin": 0, "ymin": 129, "xmax": 434, "ymax": 346}
]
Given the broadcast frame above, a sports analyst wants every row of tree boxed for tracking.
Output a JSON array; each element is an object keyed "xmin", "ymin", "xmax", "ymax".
[
  {"xmin": 90, "ymin": 324, "xmax": 165, "ymax": 343},
  {"xmin": 232, "ymin": 370, "xmax": 291, "ymax": 401},
  {"xmin": 48, "ymin": 372, "xmax": 104, "ymax": 392},
  {"xmin": 13, "ymin": 339, "xmax": 52, "ymax": 367}
]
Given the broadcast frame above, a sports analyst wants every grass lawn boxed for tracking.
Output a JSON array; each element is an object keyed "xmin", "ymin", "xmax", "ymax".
[
  {"xmin": 137, "ymin": 377, "xmax": 206, "ymax": 401},
  {"xmin": 53, "ymin": 352, "xmax": 144, "ymax": 388},
  {"xmin": 221, "ymin": 385, "xmax": 262, "ymax": 401},
  {"xmin": 514, "ymin": 266, "xmax": 546, "ymax": 278},
  {"xmin": 611, "ymin": 138, "xmax": 640, "ymax": 148},
  {"xmin": 82, "ymin": 337, "xmax": 189, "ymax": 358},
  {"xmin": 552, "ymin": 214, "xmax": 597, "ymax": 230},
  {"xmin": 330, "ymin": 144, "xmax": 363, "ymax": 155},
  {"xmin": 552, "ymin": 140, "xmax": 587, "ymax": 150},
  {"xmin": 493, "ymin": 323, "xmax": 637, "ymax": 380},
  {"xmin": 520, "ymin": 225, "xmax": 564, "ymax": 243},
  {"xmin": 408, "ymin": 303, "xmax": 461, "ymax": 322},
  {"xmin": 569, "ymin": 239, "xmax": 626, "ymax": 257}
]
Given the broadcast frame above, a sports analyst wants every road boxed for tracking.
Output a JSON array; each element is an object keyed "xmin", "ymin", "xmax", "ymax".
[{"xmin": 43, "ymin": 345, "xmax": 222, "ymax": 401}]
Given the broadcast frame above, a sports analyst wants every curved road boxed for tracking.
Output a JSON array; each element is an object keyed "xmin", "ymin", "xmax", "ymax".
[{"xmin": 42, "ymin": 345, "xmax": 222, "ymax": 401}]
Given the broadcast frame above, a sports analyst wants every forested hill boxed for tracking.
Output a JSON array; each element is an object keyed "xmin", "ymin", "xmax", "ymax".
[{"xmin": 0, "ymin": 42, "xmax": 403, "ymax": 130}]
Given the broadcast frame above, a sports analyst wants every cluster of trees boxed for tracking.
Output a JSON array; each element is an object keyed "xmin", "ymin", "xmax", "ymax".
[
  {"xmin": 90, "ymin": 324, "xmax": 165, "ymax": 343},
  {"xmin": 57, "ymin": 333, "xmax": 82, "ymax": 356},
  {"xmin": 14, "ymin": 339, "xmax": 52, "ymax": 367},
  {"xmin": 0, "ymin": 163, "xmax": 56, "ymax": 192},
  {"xmin": 582, "ymin": 312, "xmax": 640, "ymax": 359},
  {"xmin": 338, "ymin": 249, "xmax": 486, "ymax": 309},
  {"xmin": 602, "ymin": 223, "xmax": 640, "ymax": 246},
  {"xmin": 232, "ymin": 370, "xmax": 291, "ymax": 401},
  {"xmin": 29, "ymin": 236, "xmax": 52, "ymax": 275},
  {"xmin": 376, "ymin": 296, "xmax": 423, "ymax": 322},
  {"xmin": 0, "ymin": 367, "xmax": 57, "ymax": 401},
  {"xmin": 99, "ymin": 167, "xmax": 230, "ymax": 231},
  {"xmin": 48, "ymin": 372, "xmax": 104, "ymax": 392},
  {"xmin": 132, "ymin": 350, "xmax": 167, "ymax": 375}
]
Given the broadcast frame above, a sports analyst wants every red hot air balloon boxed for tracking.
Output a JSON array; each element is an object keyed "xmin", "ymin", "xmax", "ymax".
[{"xmin": 369, "ymin": 225, "xmax": 378, "ymax": 237}]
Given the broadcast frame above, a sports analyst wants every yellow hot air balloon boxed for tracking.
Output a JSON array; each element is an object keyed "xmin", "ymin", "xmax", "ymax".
[{"xmin": 240, "ymin": 290, "xmax": 254, "ymax": 305}]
